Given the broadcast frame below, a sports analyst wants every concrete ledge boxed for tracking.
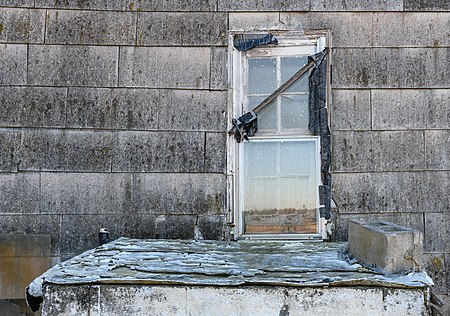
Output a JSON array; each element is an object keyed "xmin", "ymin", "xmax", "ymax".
[{"xmin": 348, "ymin": 220, "xmax": 423, "ymax": 274}]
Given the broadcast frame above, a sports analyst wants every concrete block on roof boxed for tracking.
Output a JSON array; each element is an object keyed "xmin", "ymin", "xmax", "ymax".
[
  {"xmin": 45, "ymin": 10, "xmax": 136, "ymax": 45},
  {"xmin": 0, "ymin": 8, "xmax": 45, "ymax": 43},
  {"xmin": 137, "ymin": 12, "xmax": 226, "ymax": 46},
  {"xmin": 131, "ymin": 0, "xmax": 217, "ymax": 12},
  {"xmin": 425, "ymin": 213, "xmax": 450, "ymax": 252},
  {"xmin": 210, "ymin": 47, "xmax": 227, "ymax": 90},
  {"xmin": 28, "ymin": 45, "xmax": 118, "ymax": 87},
  {"xmin": 0, "ymin": 129, "xmax": 20, "ymax": 172},
  {"xmin": 404, "ymin": 0, "xmax": 450, "ymax": 11},
  {"xmin": 425, "ymin": 130, "xmax": 450, "ymax": 170},
  {"xmin": 218, "ymin": 0, "xmax": 309, "ymax": 11},
  {"xmin": 331, "ymin": 89, "xmax": 371, "ymax": 131},
  {"xmin": 348, "ymin": 220, "xmax": 423, "ymax": 273},
  {"xmin": 119, "ymin": 47, "xmax": 210, "ymax": 89},
  {"xmin": 0, "ymin": 173, "xmax": 40, "ymax": 213},
  {"xmin": 0, "ymin": 87, "xmax": 67, "ymax": 128},
  {"xmin": 0, "ymin": 44, "xmax": 26, "ymax": 85},
  {"xmin": 35, "ymin": 0, "xmax": 126, "ymax": 10},
  {"xmin": 311, "ymin": 0, "xmax": 402, "ymax": 11}
]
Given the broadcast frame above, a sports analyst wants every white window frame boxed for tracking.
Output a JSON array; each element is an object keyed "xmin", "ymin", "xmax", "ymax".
[{"xmin": 227, "ymin": 30, "xmax": 331, "ymax": 241}]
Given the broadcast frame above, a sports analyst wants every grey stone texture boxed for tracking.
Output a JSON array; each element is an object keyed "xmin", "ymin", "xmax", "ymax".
[
  {"xmin": 0, "ymin": 129, "xmax": 20, "ymax": 171},
  {"xmin": 425, "ymin": 130, "xmax": 450, "ymax": 170},
  {"xmin": 332, "ymin": 131, "xmax": 425, "ymax": 172},
  {"xmin": 333, "ymin": 48, "xmax": 450, "ymax": 88},
  {"xmin": 35, "ymin": 0, "xmax": 127, "ymax": 10},
  {"xmin": 331, "ymin": 89, "xmax": 371, "ymax": 131},
  {"xmin": 133, "ymin": 173, "xmax": 225, "ymax": 215},
  {"xmin": 155, "ymin": 215, "xmax": 197, "ymax": 239},
  {"xmin": 205, "ymin": 132, "xmax": 227, "ymax": 172},
  {"xmin": 0, "ymin": 44, "xmax": 27, "ymax": 85},
  {"xmin": 197, "ymin": 215, "xmax": 226, "ymax": 240},
  {"xmin": 229, "ymin": 12, "xmax": 286, "ymax": 31},
  {"xmin": 0, "ymin": 87, "xmax": 67, "ymax": 127},
  {"xmin": 131, "ymin": 0, "xmax": 217, "ymax": 11},
  {"xmin": 425, "ymin": 212, "xmax": 450, "ymax": 252},
  {"xmin": 333, "ymin": 172, "xmax": 450, "ymax": 214},
  {"xmin": 218, "ymin": 0, "xmax": 309, "ymax": 11},
  {"xmin": 45, "ymin": 10, "xmax": 136, "ymax": 45},
  {"xmin": 424, "ymin": 253, "xmax": 448, "ymax": 295},
  {"xmin": 119, "ymin": 47, "xmax": 210, "ymax": 89},
  {"xmin": 20, "ymin": 129, "xmax": 113, "ymax": 172},
  {"xmin": 28, "ymin": 45, "xmax": 118, "ymax": 87},
  {"xmin": 137, "ymin": 12, "xmax": 227, "ymax": 46},
  {"xmin": 311, "ymin": 0, "xmax": 403, "ymax": 11},
  {"xmin": 0, "ymin": 173, "xmax": 40, "ymax": 214},
  {"xmin": 0, "ymin": 8, "xmax": 45, "ymax": 43},
  {"xmin": 348, "ymin": 220, "xmax": 423, "ymax": 273},
  {"xmin": 0, "ymin": 0, "xmax": 33, "ymax": 7},
  {"xmin": 404, "ymin": 0, "xmax": 450, "ymax": 11},
  {"xmin": 210, "ymin": 47, "xmax": 228, "ymax": 90},
  {"xmin": 112, "ymin": 131, "xmax": 205, "ymax": 172}
]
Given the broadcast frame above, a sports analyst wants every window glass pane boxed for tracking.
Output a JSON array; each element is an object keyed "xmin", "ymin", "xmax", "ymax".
[
  {"xmin": 248, "ymin": 58, "xmax": 276, "ymax": 95},
  {"xmin": 280, "ymin": 94, "xmax": 309, "ymax": 130},
  {"xmin": 251, "ymin": 97, "xmax": 277, "ymax": 131},
  {"xmin": 281, "ymin": 56, "xmax": 309, "ymax": 93}
]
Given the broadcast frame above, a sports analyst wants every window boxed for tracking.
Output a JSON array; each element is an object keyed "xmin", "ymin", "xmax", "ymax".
[{"xmin": 228, "ymin": 31, "xmax": 331, "ymax": 240}]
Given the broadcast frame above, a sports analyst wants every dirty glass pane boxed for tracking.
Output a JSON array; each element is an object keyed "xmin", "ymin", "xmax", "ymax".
[
  {"xmin": 281, "ymin": 56, "xmax": 309, "ymax": 93},
  {"xmin": 248, "ymin": 96, "xmax": 276, "ymax": 131},
  {"xmin": 248, "ymin": 58, "xmax": 276, "ymax": 95},
  {"xmin": 280, "ymin": 94, "xmax": 309, "ymax": 130},
  {"xmin": 243, "ymin": 140, "xmax": 318, "ymax": 234}
]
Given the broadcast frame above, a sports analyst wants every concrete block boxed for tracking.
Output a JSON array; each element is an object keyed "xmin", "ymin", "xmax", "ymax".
[
  {"xmin": 0, "ymin": 44, "xmax": 26, "ymax": 85},
  {"xmin": 281, "ymin": 12, "xmax": 373, "ymax": 48},
  {"xmin": 131, "ymin": 0, "xmax": 217, "ymax": 11},
  {"xmin": 423, "ymin": 254, "xmax": 447, "ymax": 295},
  {"xmin": 35, "ymin": 0, "xmax": 126, "ymax": 10},
  {"xmin": 112, "ymin": 131, "xmax": 205, "ymax": 172},
  {"xmin": 0, "ymin": 214, "xmax": 61, "ymax": 254},
  {"xmin": 425, "ymin": 130, "xmax": 450, "ymax": 170},
  {"xmin": 46, "ymin": 10, "xmax": 136, "ymax": 45},
  {"xmin": 331, "ymin": 89, "xmax": 371, "ymax": 130},
  {"xmin": 311, "ymin": 0, "xmax": 402, "ymax": 11},
  {"xmin": 0, "ymin": 173, "xmax": 40, "ymax": 214},
  {"xmin": 0, "ymin": 87, "xmax": 67, "ymax": 128},
  {"xmin": 133, "ymin": 173, "xmax": 225, "ymax": 215},
  {"xmin": 0, "ymin": 0, "xmax": 33, "ymax": 6},
  {"xmin": 0, "ymin": 235, "xmax": 51, "ymax": 299},
  {"xmin": 43, "ymin": 284, "xmax": 91, "ymax": 316},
  {"xmin": 155, "ymin": 215, "xmax": 196, "ymax": 239},
  {"xmin": 119, "ymin": 47, "xmax": 210, "ymax": 89},
  {"xmin": 425, "ymin": 213, "xmax": 450, "ymax": 252},
  {"xmin": 373, "ymin": 13, "xmax": 450, "ymax": 47},
  {"xmin": 218, "ymin": 0, "xmax": 309, "ymax": 11},
  {"xmin": 197, "ymin": 215, "xmax": 225, "ymax": 240},
  {"xmin": 158, "ymin": 90, "xmax": 226, "ymax": 131},
  {"xmin": 210, "ymin": 47, "xmax": 227, "ymax": 90},
  {"xmin": 28, "ymin": 45, "xmax": 118, "ymax": 87},
  {"xmin": 332, "ymin": 131, "xmax": 425, "ymax": 172},
  {"xmin": 66, "ymin": 87, "xmax": 158, "ymax": 130},
  {"xmin": 137, "ymin": 12, "xmax": 226, "ymax": 46},
  {"xmin": 332, "ymin": 171, "xmax": 450, "ymax": 214},
  {"xmin": 333, "ymin": 48, "xmax": 450, "ymax": 88},
  {"xmin": 229, "ymin": 12, "xmax": 287, "ymax": 31},
  {"xmin": 0, "ymin": 129, "xmax": 20, "ymax": 171},
  {"xmin": 205, "ymin": 132, "xmax": 226, "ymax": 172},
  {"xmin": 348, "ymin": 220, "xmax": 423, "ymax": 273},
  {"xmin": 404, "ymin": 0, "xmax": 450, "ymax": 11},
  {"xmin": 0, "ymin": 8, "xmax": 45, "ymax": 43},
  {"xmin": 20, "ymin": 129, "xmax": 113, "ymax": 172},
  {"xmin": 40, "ymin": 173, "xmax": 133, "ymax": 215}
]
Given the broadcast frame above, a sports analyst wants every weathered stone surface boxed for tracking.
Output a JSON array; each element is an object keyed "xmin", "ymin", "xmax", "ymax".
[
  {"xmin": 205, "ymin": 132, "xmax": 226, "ymax": 173},
  {"xmin": 348, "ymin": 220, "xmax": 423, "ymax": 273},
  {"xmin": 0, "ymin": 214, "xmax": 61, "ymax": 254},
  {"xmin": 404, "ymin": 0, "xmax": 450, "ymax": 11},
  {"xmin": 311, "ymin": 0, "xmax": 402, "ymax": 11},
  {"xmin": 334, "ymin": 213, "xmax": 424, "ymax": 242},
  {"xmin": 40, "ymin": 173, "xmax": 132, "ymax": 215},
  {"xmin": 43, "ymin": 284, "xmax": 91, "ymax": 316},
  {"xmin": 133, "ymin": 173, "xmax": 225, "ymax": 215},
  {"xmin": 332, "ymin": 131, "xmax": 425, "ymax": 172},
  {"xmin": 35, "ymin": 0, "xmax": 126, "ymax": 10},
  {"xmin": 28, "ymin": 45, "xmax": 118, "ymax": 87},
  {"xmin": 0, "ymin": 87, "xmax": 67, "ymax": 127},
  {"xmin": 112, "ymin": 131, "xmax": 205, "ymax": 172},
  {"xmin": 423, "ymin": 254, "xmax": 447, "ymax": 295},
  {"xmin": 137, "ymin": 12, "xmax": 226, "ymax": 46},
  {"xmin": 159, "ymin": 90, "xmax": 226, "ymax": 131},
  {"xmin": 281, "ymin": 12, "xmax": 373, "ymax": 47},
  {"xmin": 424, "ymin": 212, "xmax": 450, "ymax": 252},
  {"xmin": 0, "ymin": 173, "xmax": 40, "ymax": 214},
  {"xmin": 229, "ymin": 12, "xmax": 286, "ymax": 31},
  {"xmin": 0, "ymin": 0, "xmax": 33, "ymax": 6},
  {"xmin": 333, "ymin": 48, "xmax": 450, "ymax": 88},
  {"xmin": 197, "ymin": 215, "xmax": 225, "ymax": 240},
  {"xmin": 425, "ymin": 130, "xmax": 450, "ymax": 170},
  {"xmin": 218, "ymin": 0, "xmax": 309, "ymax": 11},
  {"xmin": 0, "ymin": 129, "xmax": 20, "ymax": 171},
  {"xmin": 119, "ymin": 47, "xmax": 210, "ymax": 89},
  {"xmin": 0, "ymin": 8, "xmax": 45, "ymax": 43},
  {"xmin": 46, "ymin": 10, "xmax": 136, "ymax": 45},
  {"xmin": 373, "ymin": 13, "xmax": 450, "ymax": 47},
  {"xmin": 0, "ymin": 44, "xmax": 26, "ymax": 85},
  {"xmin": 332, "ymin": 172, "xmax": 450, "ymax": 214},
  {"xmin": 155, "ymin": 215, "xmax": 196, "ymax": 239},
  {"xmin": 131, "ymin": 0, "xmax": 216, "ymax": 11},
  {"xmin": 67, "ymin": 88, "xmax": 158, "ymax": 130},
  {"xmin": 331, "ymin": 89, "xmax": 371, "ymax": 130},
  {"xmin": 210, "ymin": 47, "xmax": 228, "ymax": 90},
  {"xmin": 20, "ymin": 129, "xmax": 113, "ymax": 172}
]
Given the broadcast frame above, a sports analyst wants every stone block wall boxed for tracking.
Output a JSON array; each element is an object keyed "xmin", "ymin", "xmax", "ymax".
[{"xmin": 0, "ymin": 0, "xmax": 449, "ymax": 312}]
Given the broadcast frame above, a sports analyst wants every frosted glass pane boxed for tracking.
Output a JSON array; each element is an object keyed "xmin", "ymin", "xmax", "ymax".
[
  {"xmin": 244, "ymin": 141, "xmax": 277, "ymax": 178},
  {"xmin": 248, "ymin": 96, "xmax": 276, "ymax": 131},
  {"xmin": 281, "ymin": 56, "xmax": 309, "ymax": 93},
  {"xmin": 280, "ymin": 94, "xmax": 309, "ymax": 130},
  {"xmin": 248, "ymin": 58, "xmax": 276, "ymax": 94}
]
